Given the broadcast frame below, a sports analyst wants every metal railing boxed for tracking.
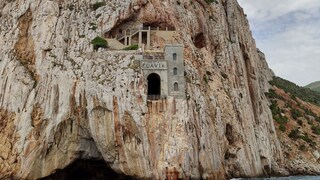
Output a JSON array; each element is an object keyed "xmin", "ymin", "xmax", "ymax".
[{"xmin": 116, "ymin": 26, "xmax": 175, "ymax": 41}]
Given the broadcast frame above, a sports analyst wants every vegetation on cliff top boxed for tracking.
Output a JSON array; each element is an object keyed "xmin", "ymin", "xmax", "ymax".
[
  {"xmin": 123, "ymin": 44, "xmax": 139, "ymax": 50},
  {"xmin": 270, "ymin": 76, "xmax": 320, "ymax": 105},
  {"xmin": 305, "ymin": 81, "xmax": 320, "ymax": 93},
  {"xmin": 204, "ymin": 0, "xmax": 218, "ymax": 4},
  {"xmin": 91, "ymin": 36, "xmax": 108, "ymax": 50}
]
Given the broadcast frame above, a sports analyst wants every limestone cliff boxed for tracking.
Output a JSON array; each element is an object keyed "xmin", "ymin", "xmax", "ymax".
[{"xmin": 0, "ymin": 0, "xmax": 285, "ymax": 179}]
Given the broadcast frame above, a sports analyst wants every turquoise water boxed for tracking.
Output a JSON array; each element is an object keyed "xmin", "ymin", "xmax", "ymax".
[{"xmin": 232, "ymin": 176, "xmax": 320, "ymax": 180}]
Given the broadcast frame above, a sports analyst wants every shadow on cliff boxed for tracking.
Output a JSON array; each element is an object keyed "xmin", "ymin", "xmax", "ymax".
[{"xmin": 39, "ymin": 159, "xmax": 135, "ymax": 180}]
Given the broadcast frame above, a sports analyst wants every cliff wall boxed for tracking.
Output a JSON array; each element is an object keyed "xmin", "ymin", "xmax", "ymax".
[{"xmin": 0, "ymin": 0, "xmax": 284, "ymax": 179}]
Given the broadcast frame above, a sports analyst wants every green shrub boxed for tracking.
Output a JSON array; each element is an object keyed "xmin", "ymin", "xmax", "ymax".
[
  {"xmin": 270, "ymin": 100, "xmax": 289, "ymax": 126},
  {"xmin": 311, "ymin": 125, "xmax": 320, "ymax": 135},
  {"xmin": 205, "ymin": 0, "xmax": 218, "ymax": 4},
  {"xmin": 288, "ymin": 128, "xmax": 317, "ymax": 146},
  {"xmin": 300, "ymin": 134, "xmax": 313, "ymax": 144},
  {"xmin": 123, "ymin": 44, "xmax": 139, "ymax": 50},
  {"xmin": 288, "ymin": 128, "xmax": 299, "ymax": 140},
  {"xmin": 91, "ymin": 2, "xmax": 106, "ymax": 10},
  {"xmin": 91, "ymin": 36, "xmax": 108, "ymax": 50},
  {"xmin": 265, "ymin": 89, "xmax": 282, "ymax": 100},
  {"xmin": 279, "ymin": 124, "xmax": 286, "ymax": 132},
  {"xmin": 291, "ymin": 109, "xmax": 302, "ymax": 120},
  {"xmin": 299, "ymin": 144, "xmax": 307, "ymax": 151}
]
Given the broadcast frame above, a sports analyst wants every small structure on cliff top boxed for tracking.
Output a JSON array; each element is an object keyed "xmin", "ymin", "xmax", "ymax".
[
  {"xmin": 136, "ymin": 44, "xmax": 185, "ymax": 100},
  {"xmin": 105, "ymin": 23, "xmax": 176, "ymax": 50}
]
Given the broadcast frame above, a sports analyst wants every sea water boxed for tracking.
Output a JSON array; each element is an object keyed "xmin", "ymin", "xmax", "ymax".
[{"xmin": 232, "ymin": 176, "xmax": 320, "ymax": 180}]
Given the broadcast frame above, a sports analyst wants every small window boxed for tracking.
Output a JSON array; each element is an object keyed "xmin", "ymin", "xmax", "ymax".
[
  {"xmin": 173, "ymin": 53, "xmax": 177, "ymax": 61},
  {"xmin": 174, "ymin": 82, "xmax": 179, "ymax": 91},
  {"xmin": 173, "ymin": 68, "xmax": 178, "ymax": 75}
]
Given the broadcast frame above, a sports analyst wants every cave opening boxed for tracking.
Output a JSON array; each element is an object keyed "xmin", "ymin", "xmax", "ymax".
[
  {"xmin": 194, "ymin": 33, "xmax": 206, "ymax": 49},
  {"xmin": 40, "ymin": 159, "xmax": 135, "ymax": 180},
  {"xmin": 147, "ymin": 73, "xmax": 161, "ymax": 100}
]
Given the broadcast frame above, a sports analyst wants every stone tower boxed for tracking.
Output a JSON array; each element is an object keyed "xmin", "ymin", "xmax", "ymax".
[
  {"xmin": 138, "ymin": 44, "xmax": 185, "ymax": 100},
  {"xmin": 165, "ymin": 44, "xmax": 185, "ymax": 99}
]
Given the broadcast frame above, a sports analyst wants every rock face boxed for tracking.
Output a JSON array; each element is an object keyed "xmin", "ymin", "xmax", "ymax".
[{"xmin": 0, "ymin": 0, "xmax": 285, "ymax": 179}]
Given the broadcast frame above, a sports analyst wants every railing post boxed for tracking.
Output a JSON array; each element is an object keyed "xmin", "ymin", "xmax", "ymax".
[{"xmin": 147, "ymin": 26, "xmax": 151, "ymax": 50}]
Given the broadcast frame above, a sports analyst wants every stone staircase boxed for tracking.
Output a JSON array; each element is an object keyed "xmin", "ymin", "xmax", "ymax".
[{"xmin": 106, "ymin": 38, "xmax": 127, "ymax": 50}]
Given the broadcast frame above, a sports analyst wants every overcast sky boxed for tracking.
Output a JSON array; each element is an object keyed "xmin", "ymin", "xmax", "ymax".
[{"xmin": 237, "ymin": 0, "xmax": 320, "ymax": 86}]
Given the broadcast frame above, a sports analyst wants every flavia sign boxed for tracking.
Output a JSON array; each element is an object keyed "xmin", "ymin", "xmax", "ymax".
[{"xmin": 141, "ymin": 61, "xmax": 167, "ymax": 70}]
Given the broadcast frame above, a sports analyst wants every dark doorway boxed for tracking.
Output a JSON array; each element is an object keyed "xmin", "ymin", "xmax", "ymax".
[{"xmin": 147, "ymin": 73, "xmax": 161, "ymax": 99}]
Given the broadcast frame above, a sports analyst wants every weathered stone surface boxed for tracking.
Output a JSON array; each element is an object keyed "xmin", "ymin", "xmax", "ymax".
[{"xmin": 0, "ymin": 0, "xmax": 303, "ymax": 179}]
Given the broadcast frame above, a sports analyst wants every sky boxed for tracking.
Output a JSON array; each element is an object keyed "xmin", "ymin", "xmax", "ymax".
[{"xmin": 237, "ymin": 0, "xmax": 320, "ymax": 86}]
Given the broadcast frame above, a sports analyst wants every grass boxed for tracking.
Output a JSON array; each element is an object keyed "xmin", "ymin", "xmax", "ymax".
[
  {"xmin": 91, "ymin": 36, "xmax": 108, "ymax": 50},
  {"xmin": 123, "ymin": 44, "xmax": 139, "ymax": 50}
]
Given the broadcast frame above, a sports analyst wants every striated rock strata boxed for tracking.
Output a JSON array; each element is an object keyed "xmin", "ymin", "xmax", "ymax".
[{"xmin": 0, "ymin": 0, "xmax": 288, "ymax": 179}]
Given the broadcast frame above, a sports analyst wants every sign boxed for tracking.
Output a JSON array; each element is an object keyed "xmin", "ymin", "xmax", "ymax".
[{"xmin": 141, "ymin": 61, "xmax": 167, "ymax": 70}]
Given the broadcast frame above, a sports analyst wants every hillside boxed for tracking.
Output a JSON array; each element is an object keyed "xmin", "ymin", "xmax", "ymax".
[
  {"xmin": 305, "ymin": 81, "xmax": 320, "ymax": 93},
  {"xmin": 267, "ymin": 77, "xmax": 320, "ymax": 174},
  {"xmin": 270, "ymin": 77, "xmax": 320, "ymax": 105}
]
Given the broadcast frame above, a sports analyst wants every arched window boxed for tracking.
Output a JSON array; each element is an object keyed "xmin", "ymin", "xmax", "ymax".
[
  {"xmin": 173, "ymin": 53, "xmax": 177, "ymax": 61},
  {"xmin": 173, "ymin": 68, "xmax": 178, "ymax": 75},
  {"xmin": 174, "ymin": 82, "xmax": 179, "ymax": 91}
]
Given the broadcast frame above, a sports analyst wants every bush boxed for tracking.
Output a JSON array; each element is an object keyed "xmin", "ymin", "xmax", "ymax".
[
  {"xmin": 279, "ymin": 124, "xmax": 286, "ymax": 132},
  {"xmin": 91, "ymin": 36, "xmax": 108, "ymax": 50},
  {"xmin": 270, "ymin": 100, "xmax": 289, "ymax": 126},
  {"xmin": 265, "ymin": 89, "xmax": 281, "ymax": 100},
  {"xmin": 288, "ymin": 128, "xmax": 299, "ymax": 140},
  {"xmin": 91, "ymin": 2, "xmax": 106, "ymax": 10},
  {"xmin": 311, "ymin": 125, "xmax": 320, "ymax": 135},
  {"xmin": 300, "ymin": 134, "xmax": 313, "ymax": 144},
  {"xmin": 123, "ymin": 44, "xmax": 139, "ymax": 50},
  {"xmin": 291, "ymin": 109, "xmax": 302, "ymax": 120},
  {"xmin": 205, "ymin": 0, "xmax": 218, "ymax": 4},
  {"xmin": 299, "ymin": 144, "xmax": 307, "ymax": 151}
]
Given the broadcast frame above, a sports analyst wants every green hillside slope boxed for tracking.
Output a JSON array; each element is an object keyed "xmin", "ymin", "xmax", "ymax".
[
  {"xmin": 305, "ymin": 81, "xmax": 320, "ymax": 93},
  {"xmin": 269, "ymin": 77, "xmax": 320, "ymax": 105}
]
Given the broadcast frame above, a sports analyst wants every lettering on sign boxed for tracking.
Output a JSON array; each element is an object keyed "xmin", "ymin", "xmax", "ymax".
[{"xmin": 141, "ymin": 61, "xmax": 167, "ymax": 69}]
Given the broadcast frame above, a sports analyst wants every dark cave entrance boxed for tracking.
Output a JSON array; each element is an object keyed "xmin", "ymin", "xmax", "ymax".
[
  {"xmin": 40, "ymin": 159, "xmax": 135, "ymax": 180},
  {"xmin": 147, "ymin": 73, "xmax": 161, "ymax": 100}
]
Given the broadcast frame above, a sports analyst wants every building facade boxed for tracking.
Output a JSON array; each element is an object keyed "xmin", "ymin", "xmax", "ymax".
[{"xmin": 136, "ymin": 44, "xmax": 185, "ymax": 100}]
